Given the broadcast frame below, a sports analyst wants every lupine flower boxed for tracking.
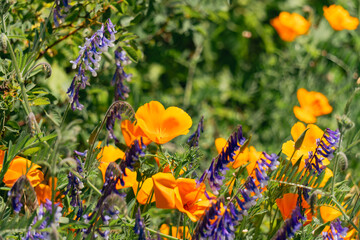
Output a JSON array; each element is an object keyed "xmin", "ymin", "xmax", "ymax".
[
  {"xmin": 67, "ymin": 19, "xmax": 116, "ymax": 110},
  {"xmin": 324, "ymin": 5, "xmax": 359, "ymax": 31},
  {"xmin": 215, "ymin": 137, "xmax": 262, "ymax": 171},
  {"xmin": 293, "ymin": 88, "xmax": 333, "ymax": 124},
  {"xmin": 24, "ymin": 199, "xmax": 63, "ymax": 239},
  {"xmin": 0, "ymin": 150, "xmax": 44, "ymax": 188},
  {"xmin": 320, "ymin": 206, "xmax": 342, "ymax": 223},
  {"xmin": 113, "ymin": 48, "xmax": 132, "ymax": 101},
  {"xmin": 197, "ymin": 126, "xmax": 246, "ymax": 194},
  {"xmin": 134, "ymin": 208, "xmax": 147, "ymax": 240},
  {"xmin": 152, "ymin": 172, "xmax": 215, "ymax": 222},
  {"xmin": 305, "ymin": 128, "xmax": 340, "ymax": 175},
  {"xmin": 270, "ymin": 12, "xmax": 310, "ymax": 42},
  {"xmin": 282, "ymin": 122, "xmax": 334, "ymax": 187},
  {"xmin": 322, "ymin": 219, "xmax": 348, "ymax": 240},
  {"xmin": 135, "ymin": 101, "xmax": 193, "ymax": 144},
  {"xmin": 159, "ymin": 224, "xmax": 191, "ymax": 239},
  {"xmin": 121, "ymin": 120, "xmax": 152, "ymax": 146},
  {"xmin": 187, "ymin": 116, "xmax": 204, "ymax": 148},
  {"xmin": 273, "ymin": 206, "xmax": 306, "ymax": 240}
]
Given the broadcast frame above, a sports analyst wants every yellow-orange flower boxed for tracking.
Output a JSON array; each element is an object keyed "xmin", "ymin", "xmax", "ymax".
[
  {"xmin": 34, "ymin": 178, "xmax": 57, "ymax": 205},
  {"xmin": 96, "ymin": 144, "xmax": 137, "ymax": 189},
  {"xmin": 276, "ymin": 193, "xmax": 314, "ymax": 225},
  {"xmin": 132, "ymin": 178, "xmax": 156, "ymax": 204},
  {"xmin": 293, "ymin": 88, "xmax": 333, "ymax": 123},
  {"xmin": 152, "ymin": 172, "xmax": 214, "ymax": 222},
  {"xmin": 159, "ymin": 224, "xmax": 191, "ymax": 240},
  {"xmin": 215, "ymin": 138, "xmax": 261, "ymax": 173},
  {"xmin": 320, "ymin": 205, "xmax": 342, "ymax": 223},
  {"xmin": 0, "ymin": 150, "xmax": 44, "ymax": 188},
  {"xmin": 324, "ymin": 5, "xmax": 359, "ymax": 31},
  {"xmin": 121, "ymin": 120, "xmax": 152, "ymax": 146},
  {"xmin": 270, "ymin": 12, "xmax": 311, "ymax": 41},
  {"xmin": 282, "ymin": 122, "xmax": 333, "ymax": 187},
  {"xmin": 135, "ymin": 101, "xmax": 192, "ymax": 144}
]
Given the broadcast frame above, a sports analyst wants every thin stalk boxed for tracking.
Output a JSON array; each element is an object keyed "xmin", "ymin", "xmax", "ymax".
[{"xmin": 331, "ymin": 197, "xmax": 360, "ymax": 232}]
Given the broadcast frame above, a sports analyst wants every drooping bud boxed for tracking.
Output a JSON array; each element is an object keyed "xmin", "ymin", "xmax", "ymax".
[
  {"xmin": 337, "ymin": 152, "xmax": 348, "ymax": 172},
  {"xmin": 309, "ymin": 191, "xmax": 319, "ymax": 215},
  {"xmin": 27, "ymin": 112, "xmax": 37, "ymax": 136},
  {"xmin": 1, "ymin": 33, "xmax": 7, "ymax": 52}
]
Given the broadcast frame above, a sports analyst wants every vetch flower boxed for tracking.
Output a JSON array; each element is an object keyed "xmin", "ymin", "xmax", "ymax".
[
  {"xmin": 53, "ymin": 0, "xmax": 71, "ymax": 27},
  {"xmin": 112, "ymin": 48, "xmax": 132, "ymax": 101},
  {"xmin": 187, "ymin": 116, "xmax": 204, "ymax": 148},
  {"xmin": 134, "ymin": 208, "xmax": 147, "ymax": 240},
  {"xmin": 197, "ymin": 126, "xmax": 246, "ymax": 194},
  {"xmin": 121, "ymin": 120, "xmax": 152, "ymax": 146},
  {"xmin": 8, "ymin": 175, "xmax": 38, "ymax": 213},
  {"xmin": 270, "ymin": 12, "xmax": 311, "ymax": 41},
  {"xmin": 135, "ymin": 101, "xmax": 192, "ymax": 144},
  {"xmin": 293, "ymin": 88, "xmax": 333, "ymax": 123},
  {"xmin": 322, "ymin": 219, "xmax": 348, "ymax": 240},
  {"xmin": 67, "ymin": 19, "xmax": 116, "ymax": 110},
  {"xmin": 273, "ymin": 206, "xmax": 306, "ymax": 240},
  {"xmin": 324, "ymin": 5, "xmax": 359, "ymax": 31}
]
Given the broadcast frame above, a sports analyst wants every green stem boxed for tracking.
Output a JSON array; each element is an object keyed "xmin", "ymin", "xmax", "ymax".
[
  {"xmin": 123, "ymin": 220, "xmax": 181, "ymax": 240},
  {"xmin": 84, "ymin": 178, "xmax": 102, "ymax": 197}
]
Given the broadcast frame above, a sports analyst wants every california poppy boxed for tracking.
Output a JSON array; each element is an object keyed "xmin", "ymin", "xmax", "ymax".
[
  {"xmin": 0, "ymin": 150, "xmax": 44, "ymax": 188},
  {"xmin": 320, "ymin": 205, "xmax": 342, "ymax": 223},
  {"xmin": 152, "ymin": 172, "xmax": 214, "ymax": 222},
  {"xmin": 34, "ymin": 178, "xmax": 57, "ymax": 205},
  {"xmin": 135, "ymin": 101, "xmax": 192, "ymax": 144},
  {"xmin": 282, "ymin": 122, "xmax": 333, "ymax": 187},
  {"xmin": 276, "ymin": 193, "xmax": 313, "ymax": 225},
  {"xmin": 159, "ymin": 224, "xmax": 191, "ymax": 240},
  {"xmin": 121, "ymin": 119, "xmax": 152, "ymax": 146},
  {"xmin": 270, "ymin": 12, "xmax": 311, "ymax": 41},
  {"xmin": 324, "ymin": 5, "xmax": 359, "ymax": 31},
  {"xmin": 293, "ymin": 88, "xmax": 332, "ymax": 124}
]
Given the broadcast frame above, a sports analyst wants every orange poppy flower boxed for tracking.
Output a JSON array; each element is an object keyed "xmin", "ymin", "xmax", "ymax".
[
  {"xmin": 96, "ymin": 144, "xmax": 137, "ymax": 189},
  {"xmin": 320, "ymin": 205, "xmax": 342, "ymax": 223},
  {"xmin": 159, "ymin": 224, "xmax": 191, "ymax": 240},
  {"xmin": 270, "ymin": 12, "xmax": 311, "ymax": 41},
  {"xmin": 293, "ymin": 88, "xmax": 332, "ymax": 124},
  {"xmin": 323, "ymin": 5, "xmax": 359, "ymax": 31},
  {"xmin": 215, "ymin": 138, "xmax": 261, "ymax": 172},
  {"xmin": 276, "ymin": 193, "xmax": 314, "ymax": 225},
  {"xmin": 282, "ymin": 122, "xmax": 333, "ymax": 187},
  {"xmin": 132, "ymin": 178, "xmax": 156, "ymax": 204},
  {"xmin": 34, "ymin": 178, "xmax": 57, "ymax": 205},
  {"xmin": 121, "ymin": 120, "xmax": 152, "ymax": 146},
  {"xmin": 0, "ymin": 150, "xmax": 44, "ymax": 188},
  {"xmin": 152, "ymin": 172, "xmax": 214, "ymax": 222},
  {"xmin": 135, "ymin": 101, "xmax": 192, "ymax": 144}
]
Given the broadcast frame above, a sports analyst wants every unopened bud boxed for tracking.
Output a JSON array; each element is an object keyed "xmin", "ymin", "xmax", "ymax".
[
  {"xmin": 27, "ymin": 112, "xmax": 37, "ymax": 136},
  {"xmin": 309, "ymin": 191, "xmax": 318, "ymax": 215},
  {"xmin": 1, "ymin": 33, "xmax": 7, "ymax": 51},
  {"xmin": 337, "ymin": 115, "xmax": 354, "ymax": 131},
  {"xmin": 337, "ymin": 152, "xmax": 348, "ymax": 172}
]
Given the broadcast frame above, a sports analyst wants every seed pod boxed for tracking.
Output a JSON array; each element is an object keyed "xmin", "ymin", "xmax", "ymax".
[{"xmin": 337, "ymin": 152, "xmax": 348, "ymax": 172}]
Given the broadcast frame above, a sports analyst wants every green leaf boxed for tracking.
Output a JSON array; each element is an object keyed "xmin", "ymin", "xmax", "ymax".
[
  {"xmin": 22, "ymin": 147, "xmax": 41, "ymax": 156},
  {"xmin": 122, "ymin": 45, "xmax": 139, "ymax": 63},
  {"xmin": 32, "ymin": 97, "xmax": 50, "ymax": 106}
]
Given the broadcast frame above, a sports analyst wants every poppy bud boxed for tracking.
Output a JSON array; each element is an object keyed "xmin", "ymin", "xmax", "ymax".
[
  {"xmin": 1, "ymin": 33, "xmax": 7, "ymax": 52},
  {"xmin": 337, "ymin": 152, "xmax": 348, "ymax": 172}
]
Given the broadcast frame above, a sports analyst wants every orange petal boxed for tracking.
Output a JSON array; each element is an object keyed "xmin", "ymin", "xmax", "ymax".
[
  {"xmin": 152, "ymin": 173, "xmax": 177, "ymax": 209},
  {"xmin": 96, "ymin": 143, "xmax": 125, "ymax": 163},
  {"xmin": 215, "ymin": 138, "xmax": 227, "ymax": 154},
  {"xmin": 276, "ymin": 193, "xmax": 299, "ymax": 220},
  {"xmin": 133, "ymin": 178, "xmax": 156, "ymax": 204},
  {"xmin": 121, "ymin": 120, "xmax": 152, "ymax": 146},
  {"xmin": 293, "ymin": 106, "xmax": 317, "ymax": 124},
  {"xmin": 35, "ymin": 183, "xmax": 52, "ymax": 205},
  {"xmin": 320, "ymin": 205, "xmax": 342, "ymax": 223}
]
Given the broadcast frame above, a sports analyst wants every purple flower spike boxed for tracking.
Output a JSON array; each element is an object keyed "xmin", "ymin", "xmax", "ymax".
[
  {"xmin": 273, "ymin": 206, "xmax": 306, "ymax": 240},
  {"xmin": 187, "ymin": 116, "xmax": 204, "ymax": 148},
  {"xmin": 112, "ymin": 48, "xmax": 132, "ymax": 101},
  {"xmin": 322, "ymin": 219, "xmax": 348, "ymax": 240}
]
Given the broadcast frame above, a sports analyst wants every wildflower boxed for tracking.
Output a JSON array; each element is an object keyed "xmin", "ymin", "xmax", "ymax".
[
  {"xmin": 34, "ymin": 178, "xmax": 57, "ymax": 205},
  {"xmin": 24, "ymin": 199, "xmax": 63, "ymax": 239},
  {"xmin": 97, "ymin": 144, "xmax": 137, "ymax": 189},
  {"xmin": 67, "ymin": 19, "xmax": 116, "ymax": 110},
  {"xmin": 273, "ymin": 206, "xmax": 306, "ymax": 240},
  {"xmin": 323, "ymin": 5, "xmax": 359, "ymax": 31},
  {"xmin": 121, "ymin": 120, "xmax": 152, "ymax": 146},
  {"xmin": 0, "ymin": 150, "xmax": 44, "ymax": 188},
  {"xmin": 159, "ymin": 224, "xmax": 191, "ymax": 239},
  {"xmin": 282, "ymin": 122, "xmax": 334, "ymax": 187},
  {"xmin": 270, "ymin": 12, "xmax": 311, "ymax": 41},
  {"xmin": 187, "ymin": 116, "xmax": 204, "ymax": 148},
  {"xmin": 215, "ymin": 137, "xmax": 261, "ymax": 171},
  {"xmin": 198, "ymin": 126, "xmax": 246, "ymax": 194},
  {"xmin": 293, "ymin": 88, "xmax": 333, "ymax": 123},
  {"xmin": 134, "ymin": 208, "xmax": 147, "ymax": 240},
  {"xmin": 120, "ymin": 139, "xmax": 146, "ymax": 176},
  {"xmin": 320, "ymin": 206, "xmax": 342, "ymax": 223},
  {"xmin": 53, "ymin": 0, "xmax": 71, "ymax": 27},
  {"xmin": 135, "ymin": 101, "xmax": 192, "ymax": 144},
  {"xmin": 112, "ymin": 48, "xmax": 132, "ymax": 101},
  {"xmin": 8, "ymin": 175, "xmax": 38, "ymax": 213},
  {"xmin": 152, "ymin": 172, "xmax": 215, "ymax": 222},
  {"xmin": 132, "ymin": 178, "xmax": 156, "ymax": 204},
  {"xmin": 276, "ymin": 193, "xmax": 314, "ymax": 225},
  {"xmin": 322, "ymin": 219, "xmax": 348, "ymax": 240}
]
